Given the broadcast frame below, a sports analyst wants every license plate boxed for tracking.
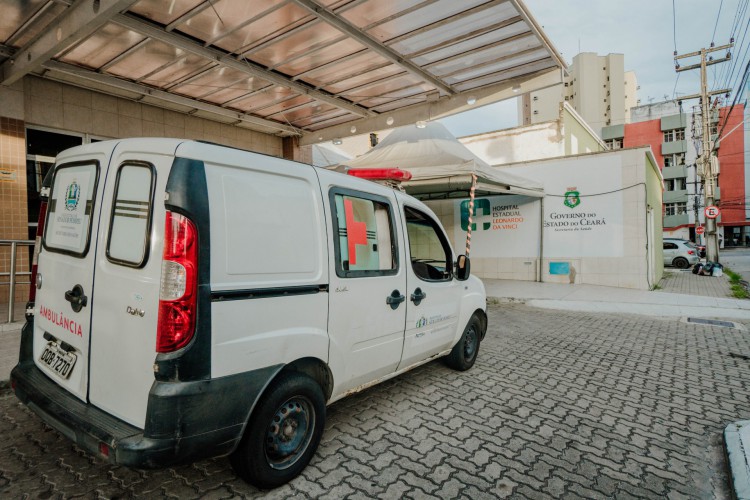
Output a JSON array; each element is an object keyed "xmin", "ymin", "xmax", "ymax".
[{"xmin": 39, "ymin": 341, "xmax": 77, "ymax": 380}]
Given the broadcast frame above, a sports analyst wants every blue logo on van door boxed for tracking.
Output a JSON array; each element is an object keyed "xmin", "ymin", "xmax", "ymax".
[{"xmin": 65, "ymin": 182, "xmax": 80, "ymax": 211}]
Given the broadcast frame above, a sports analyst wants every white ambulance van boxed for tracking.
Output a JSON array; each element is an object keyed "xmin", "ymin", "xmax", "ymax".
[{"xmin": 12, "ymin": 138, "xmax": 487, "ymax": 488}]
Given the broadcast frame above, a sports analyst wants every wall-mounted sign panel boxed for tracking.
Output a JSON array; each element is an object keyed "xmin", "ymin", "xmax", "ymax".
[{"xmin": 453, "ymin": 195, "xmax": 541, "ymax": 258}]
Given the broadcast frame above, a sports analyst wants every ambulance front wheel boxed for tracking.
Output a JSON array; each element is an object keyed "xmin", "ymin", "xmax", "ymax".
[
  {"xmin": 445, "ymin": 315, "xmax": 482, "ymax": 371},
  {"xmin": 230, "ymin": 372, "xmax": 326, "ymax": 489}
]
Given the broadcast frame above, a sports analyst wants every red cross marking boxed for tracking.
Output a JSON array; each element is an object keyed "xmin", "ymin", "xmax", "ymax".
[{"xmin": 344, "ymin": 199, "xmax": 368, "ymax": 265}]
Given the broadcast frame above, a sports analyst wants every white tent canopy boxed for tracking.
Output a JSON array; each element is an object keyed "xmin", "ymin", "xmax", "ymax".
[{"xmin": 342, "ymin": 122, "xmax": 544, "ymax": 199}]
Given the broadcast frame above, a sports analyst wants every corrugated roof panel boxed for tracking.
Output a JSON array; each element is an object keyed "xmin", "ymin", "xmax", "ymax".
[
  {"xmin": 248, "ymin": 22, "xmax": 344, "ymax": 69},
  {"xmin": 385, "ymin": 2, "xmax": 518, "ymax": 56},
  {"xmin": 360, "ymin": 0, "xmax": 487, "ymax": 42},
  {"xmin": 291, "ymin": 108, "xmax": 351, "ymax": 128},
  {"xmin": 452, "ymin": 58, "xmax": 558, "ymax": 92},
  {"xmin": 230, "ymin": 86, "xmax": 296, "ymax": 112},
  {"xmin": 338, "ymin": 0, "xmax": 430, "ymax": 29},
  {"xmin": 171, "ymin": 0, "xmax": 288, "ymax": 49},
  {"xmin": 60, "ymin": 23, "xmax": 146, "ymax": 70},
  {"xmin": 170, "ymin": 66, "xmax": 267, "ymax": 99},
  {"xmin": 2, "ymin": 1, "xmax": 67, "ymax": 49},
  {"xmin": 304, "ymin": 111, "xmax": 362, "ymax": 131},
  {"xmin": 324, "ymin": 66, "xmax": 407, "ymax": 95},
  {"xmin": 202, "ymin": 78, "xmax": 271, "ymax": 105},
  {"xmin": 106, "ymin": 39, "xmax": 187, "ymax": 81},
  {"xmin": 442, "ymin": 48, "xmax": 551, "ymax": 83},
  {"xmin": 0, "ymin": 0, "xmax": 49, "ymax": 44},
  {"xmin": 410, "ymin": 26, "xmax": 534, "ymax": 65},
  {"xmin": 299, "ymin": 51, "xmax": 391, "ymax": 88},
  {"xmin": 211, "ymin": 3, "xmax": 312, "ymax": 54},
  {"xmin": 273, "ymin": 37, "xmax": 364, "ymax": 76},
  {"xmin": 268, "ymin": 102, "xmax": 338, "ymax": 123},
  {"xmin": 140, "ymin": 54, "xmax": 215, "ymax": 89},
  {"xmin": 255, "ymin": 95, "xmax": 316, "ymax": 117},
  {"xmin": 129, "ymin": 0, "xmax": 206, "ymax": 26},
  {"xmin": 428, "ymin": 42, "xmax": 546, "ymax": 79},
  {"xmin": 349, "ymin": 77, "xmax": 433, "ymax": 106}
]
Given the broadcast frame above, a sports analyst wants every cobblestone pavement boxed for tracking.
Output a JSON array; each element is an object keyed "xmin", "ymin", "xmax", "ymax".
[
  {"xmin": 657, "ymin": 269, "xmax": 734, "ymax": 298},
  {"xmin": 2, "ymin": 304, "xmax": 750, "ymax": 499}
]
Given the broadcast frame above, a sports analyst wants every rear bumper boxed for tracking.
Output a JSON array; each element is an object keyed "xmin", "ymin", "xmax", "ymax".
[{"xmin": 11, "ymin": 321, "xmax": 282, "ymax": 468}]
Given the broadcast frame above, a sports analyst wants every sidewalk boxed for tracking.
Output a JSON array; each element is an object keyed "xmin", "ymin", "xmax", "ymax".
[{"xmin": 484, "ymin": 268, "xmax": 750, "ymax": 321}]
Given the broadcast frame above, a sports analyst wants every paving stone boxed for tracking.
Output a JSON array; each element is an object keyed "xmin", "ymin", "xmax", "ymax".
[{"xmin": 1, "ymin": 304, "xmax": 748, "ymax": 498}]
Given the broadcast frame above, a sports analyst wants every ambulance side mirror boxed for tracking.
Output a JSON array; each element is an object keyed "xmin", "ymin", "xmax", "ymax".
[{"xmin": 455, "ymin": 255, "xmax": 470, "ymax": 281}]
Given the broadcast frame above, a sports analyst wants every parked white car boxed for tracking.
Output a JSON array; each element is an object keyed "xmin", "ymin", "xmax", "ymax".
[
  {"xmin": 663, "ymin": 238, "xmax": 700, "ymax": 269},
  {"xmin": 12, "ymin": 139, "xmax": 487, "ymax": 488}
]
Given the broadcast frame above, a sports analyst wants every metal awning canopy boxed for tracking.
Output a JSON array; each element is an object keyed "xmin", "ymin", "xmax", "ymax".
[{"xmin": 0, "ymin": 0, "xmax": 566, "ymax": 142}]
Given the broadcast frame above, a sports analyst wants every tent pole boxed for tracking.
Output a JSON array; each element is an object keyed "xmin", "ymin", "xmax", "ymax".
[
  {"xmin": 465, "ymin": 174, "xmax": 477, "ymax": 257},
  {"xmin": 538, "ymin": 197, "xmax": 544, "ymax": 282}
]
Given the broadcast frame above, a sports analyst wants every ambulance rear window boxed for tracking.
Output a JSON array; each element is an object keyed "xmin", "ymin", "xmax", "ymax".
[
  {"xmin": 43, "ymin": 161, "xmax": 99, "ymax": 257},
  {"xmin": 106, "ymin": 163, "xmax": 155, "ymax": 268}
]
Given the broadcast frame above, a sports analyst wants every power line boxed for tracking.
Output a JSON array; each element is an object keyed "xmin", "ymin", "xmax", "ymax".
[{"xmin": 711, "ymin": 0, "xmax": 725, "ymax": 46}]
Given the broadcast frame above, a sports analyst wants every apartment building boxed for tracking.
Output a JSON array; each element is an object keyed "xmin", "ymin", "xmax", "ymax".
[{"xmin": 519, "ymin": 53, "xmax": 638, "ymax": 136}]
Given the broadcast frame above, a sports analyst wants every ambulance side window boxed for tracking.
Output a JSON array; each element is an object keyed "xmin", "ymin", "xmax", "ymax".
[
  {"xmin": 106, "ymin": 162, "xmax": 155, "ymax": 268},
  {"xmin": 331, "ymin": 190, "xmax": 398, "ymax": 278},
  {"xmin": 404, "ymin": 206, "xmax": 452, "ymax": 281}
]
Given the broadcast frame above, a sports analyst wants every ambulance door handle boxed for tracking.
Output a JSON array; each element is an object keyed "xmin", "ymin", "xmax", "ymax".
[
  {"xmin": 386, "ymin": 290, "xmax": 406, "ymax": 310},
  {"xmin": 410, "ymin": 288, "xmax": 427, "ymax": 306},
  {"xmin": 64, "ymin": 284, "xmax": 88, "ymax": 313}
]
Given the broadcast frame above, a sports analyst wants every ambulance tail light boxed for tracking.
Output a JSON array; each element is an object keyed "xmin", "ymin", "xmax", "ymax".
[
  {"xmin": 28, "ymin": 189, "xmax": 49, "ymax": 304},
  {"xmin": 347, "ymin": 168, "xmax": 412, "ymax": 181},
  {"xmin": 157, "ymin": 211, "xmax": 198, "ymax": 353}
]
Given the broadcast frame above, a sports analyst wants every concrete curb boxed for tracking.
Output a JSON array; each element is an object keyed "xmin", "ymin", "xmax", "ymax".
[
  {"xmin": 724, "ymin": 420, "xmax": 750, "ymax": 500},
  {"xmin": 1, "ymin": 322, "xmax": 23, "ymax": 333},
  {"xmin": 525, "ymin": 299, "xmax": 750, "ymax": 320},
  {"xmin": 488, "ymin": 296, "xmax": 750, "ymax": 321}
]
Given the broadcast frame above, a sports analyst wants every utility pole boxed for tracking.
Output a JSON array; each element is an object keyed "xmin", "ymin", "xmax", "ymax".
[{"xmin": 675, "ymin": 42, "xmax": 732, "ymax": 262}]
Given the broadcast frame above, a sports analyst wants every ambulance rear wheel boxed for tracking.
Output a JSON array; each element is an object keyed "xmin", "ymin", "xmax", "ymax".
[
  {"xmin": 230, "ymin": 372, "xmax": 326, "ymax": 489},
  {"xmin": 445, "ymin": 315, "xmax": 482, "ymax": 371}
]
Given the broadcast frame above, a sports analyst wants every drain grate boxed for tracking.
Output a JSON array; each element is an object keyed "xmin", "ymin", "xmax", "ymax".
[{"xmin": 687, "ymin": 317, "xmax": 738, "ymax": 328}]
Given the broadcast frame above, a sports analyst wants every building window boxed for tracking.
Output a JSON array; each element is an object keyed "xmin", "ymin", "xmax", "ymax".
[
  {"xmin": 665, "ymin": 178, "xmax": 687, "ymax": 191},
  {"xmin": 663, "ymin": 153, "xmax": 685, "ymax": 168},
  {"xmin": 663, "ymin": 128, "xmax": 686, "ymax": 142},
  {"xmin": 604, "ymin": 138, "xmax": 623, "ymax": 150},
  {"xmin": 664, "ymin": 202, "xmax": 687, "ymax": 216}
]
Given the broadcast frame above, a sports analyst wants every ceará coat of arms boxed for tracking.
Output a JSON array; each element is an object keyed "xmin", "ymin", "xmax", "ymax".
[{"xmin": 563, "ymin": 187, "xmax": 580, "ymax": 209}]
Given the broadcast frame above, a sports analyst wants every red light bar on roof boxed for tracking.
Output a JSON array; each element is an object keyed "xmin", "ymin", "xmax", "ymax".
[{"xmin": 347, "ymin": 168, "xmax": 412, "ymax": 181}]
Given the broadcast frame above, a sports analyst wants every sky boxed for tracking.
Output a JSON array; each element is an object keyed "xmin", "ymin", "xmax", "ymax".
[{"xmin": 440, "ymin": 0, "xmax": 750, "ymax": 137}]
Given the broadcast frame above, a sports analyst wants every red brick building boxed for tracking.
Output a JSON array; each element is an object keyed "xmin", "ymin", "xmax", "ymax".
[{"xmin": 603, "ymin": 101, "xmax": 747, "ymax": 246}]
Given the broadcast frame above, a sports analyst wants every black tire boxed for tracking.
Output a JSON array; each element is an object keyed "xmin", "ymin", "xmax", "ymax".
[
  {"xmin": 444, "ymin": 315, "xmax": 483, "ymax": 371},
  {"xmin": 230, "ymin": 372, "xmax": 325, "ymax": 489},
  {"xmin": 673, "ymin": 257, "xmax": 689, "ymax": 269}
]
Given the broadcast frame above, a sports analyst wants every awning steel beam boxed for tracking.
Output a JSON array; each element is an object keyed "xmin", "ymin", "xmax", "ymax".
[
  {"xmin": 290, "ymin": 0, "xmax": 455, "ymax": 96},
  {"xmin": 1, "ymin": 0, "xmax": 139, "ymax": 85},
  {"xmin": 299, "ymin": 66, "xmax": 564, "ymax": 145},
  {"xmin": 43, "ymin": 60, "xmax": 301, "ymax": 136}
]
